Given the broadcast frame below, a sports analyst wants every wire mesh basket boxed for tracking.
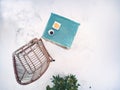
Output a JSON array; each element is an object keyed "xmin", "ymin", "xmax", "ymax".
[{"xmin": 13, "ymin": 38, "xmax": 54, "ymax": 85}]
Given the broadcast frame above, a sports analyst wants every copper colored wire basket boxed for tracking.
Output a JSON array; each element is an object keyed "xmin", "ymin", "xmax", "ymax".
[{"xmin": 13, "ymin": 38, "xmax": 54, "ymax": 85}]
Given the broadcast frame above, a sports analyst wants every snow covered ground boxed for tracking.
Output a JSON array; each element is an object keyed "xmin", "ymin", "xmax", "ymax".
[{"xmin": 0, "ymin": 0, "xmax": 120, "ymax": 90}]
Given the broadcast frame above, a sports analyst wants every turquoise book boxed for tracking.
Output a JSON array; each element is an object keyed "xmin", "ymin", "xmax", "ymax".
[{"xmin": 42, "ymin": 13, "xmax": 80, "ymax": 49}]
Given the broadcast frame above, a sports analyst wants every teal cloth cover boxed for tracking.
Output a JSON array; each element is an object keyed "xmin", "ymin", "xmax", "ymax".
[{"xmin": 42, "ymin": 13, "xmax": 80, "ymax": 48}]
